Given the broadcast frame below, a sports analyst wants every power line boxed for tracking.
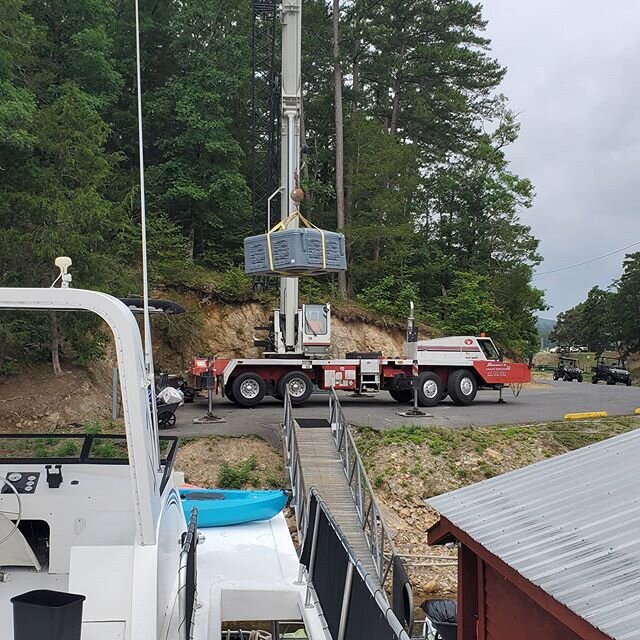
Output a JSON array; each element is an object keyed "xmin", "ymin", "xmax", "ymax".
[{"xmin": 534, "ymin": 240, "xmax": 640, "ymax": 278}]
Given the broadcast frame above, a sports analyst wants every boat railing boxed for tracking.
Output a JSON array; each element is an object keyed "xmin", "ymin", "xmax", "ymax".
[
  {"xmin": 283, "ymin": 391, "xmax": 308, "ymax": 538},
  {"xmin": 178, "ymin": 507, "xmax": 198, "ymax": 640},
  {"xmin": 328, "ymin": 388, "xmax": 399, "ymax": 586}
]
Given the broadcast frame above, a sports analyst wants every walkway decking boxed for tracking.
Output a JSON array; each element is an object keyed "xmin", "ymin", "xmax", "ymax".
[{"xmin": 293, "ymin": 418, "xmax": 381, "ymax": 585}]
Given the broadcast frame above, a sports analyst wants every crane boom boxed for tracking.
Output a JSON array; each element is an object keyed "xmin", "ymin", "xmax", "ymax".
[{"xmin": 279, "ymin": 0, "xmax": 302, "ymax": 351}]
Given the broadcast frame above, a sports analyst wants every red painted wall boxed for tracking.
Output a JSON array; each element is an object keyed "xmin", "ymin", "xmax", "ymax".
[{"xmin": 483, "ymin": 564, "xmax": 582, "ymax": 640}]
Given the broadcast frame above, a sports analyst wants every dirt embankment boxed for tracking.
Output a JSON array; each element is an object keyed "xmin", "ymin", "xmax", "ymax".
[
  {"xmin": 0, "ymin": 360, "xmax": 114, "ymax": 432},
  {"xmin": 355, "ymin": 417, "xmax": 640, "ymax": 604},
  {"xmin": 0, "ymin": 299, "xmax": 406, "ymax": 428},
  {"xmin": 153, "ymin": 295, "xmax": 407, "ymax": 370}
]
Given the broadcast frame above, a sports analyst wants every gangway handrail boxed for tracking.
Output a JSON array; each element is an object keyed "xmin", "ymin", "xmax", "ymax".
[
  {"xmin": 283, "ymin": 391, "xmax": 309, "ymax": 538},
  {"xmin": 329, "ymin": 388, "xmax": 399, "ymax": 585},
  {"xmin": 300, "ymin": 489, "xmax": 411, "ymax": 640}
]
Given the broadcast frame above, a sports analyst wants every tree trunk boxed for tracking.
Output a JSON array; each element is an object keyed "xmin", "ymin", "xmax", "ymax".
[
  {"xmin": 344, "ymin": 41, "xmax": 361, "ymax": 298},
  {"xmin": 51, "ymin": 312, "xmax": 63, "ymax": 377},
  {"xmin": 389, "ymin": 37, "xmax": 406, "ymax": 136},
  {"xmin": 333, "ymin": 0, "xmax": 347, "ymax": 298}
]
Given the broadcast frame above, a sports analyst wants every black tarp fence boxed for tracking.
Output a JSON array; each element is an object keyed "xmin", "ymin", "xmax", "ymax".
[{"xmin": 299, "ymin": 490, "xmax": 412, "ymax": 640}]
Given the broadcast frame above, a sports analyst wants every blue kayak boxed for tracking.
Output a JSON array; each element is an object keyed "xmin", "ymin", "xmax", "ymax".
[{"xmin": 180, "ymin": 488, "xmax": 288, "ymax": 527}]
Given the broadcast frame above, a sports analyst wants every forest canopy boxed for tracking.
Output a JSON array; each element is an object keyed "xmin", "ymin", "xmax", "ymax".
[{"xmin": 0, "ymin": 0, "xmax": 544, "ymax": 371}]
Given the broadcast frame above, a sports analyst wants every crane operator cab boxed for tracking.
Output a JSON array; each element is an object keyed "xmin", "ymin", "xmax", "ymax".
[{"xmin": 269, "ymin": 303, "xmax": 332, "ymax": 358}]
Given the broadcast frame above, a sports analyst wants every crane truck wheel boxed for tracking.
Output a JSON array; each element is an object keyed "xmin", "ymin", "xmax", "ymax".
[
  {"xmin": 447, "ymin": 369, "xmax": 478, "ymax": 406},
  {"xmin": 224, "ymin": 383, "xmax": 238, "ymax": 405},
  {"xmin": 389, "ymin": 389, "xmax": 412, "ymax": 403},
  {"xmin": 416, "ymin": 372, "xmax": 444, "ymax": 407},
  {"xmin": 278, "ymin": 371, "xmax": 313, "ymax": 405},
  {"xmin": 231, "ymin": 373, "xmax": 266, "ymax": 407}
]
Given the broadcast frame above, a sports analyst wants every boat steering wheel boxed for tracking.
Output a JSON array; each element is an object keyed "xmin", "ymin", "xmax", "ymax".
[{"xmin": 0, "ymin": 476, "xmax": 22, "ymax": 545}]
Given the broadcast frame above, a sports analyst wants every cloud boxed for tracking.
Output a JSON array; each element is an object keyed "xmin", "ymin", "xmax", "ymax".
[{"xmin": 481, "ymin": 0, "xmax": 640, "ymax": 315}]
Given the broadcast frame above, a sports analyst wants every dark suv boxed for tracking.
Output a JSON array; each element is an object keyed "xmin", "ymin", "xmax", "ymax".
[
  {"xmin": 553, "ymin": 357, "xmax": 583, "ymax": 382},
  {"xmin": 591, "ymin": 357, "xmax": 632, "ymax": 386}
]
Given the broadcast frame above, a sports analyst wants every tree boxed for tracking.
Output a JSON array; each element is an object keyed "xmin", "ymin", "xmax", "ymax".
[
  {"xmin": 439, "ymin": 272, "xmax": 506, "ymax": 339},
  {"xmin": 144, "ymin": 0, "xmax": 252, "ymax": 267},
  {"xmin": 549, "ymin": 306, "xmax": 584, "ymax": 350},
  {"xmin": 613, "ymin": 253, "xmax": 640, "ymax": 358},
  {"xmin": 332, "ymin": 0, "xmax": 347, "ymax": 296}
]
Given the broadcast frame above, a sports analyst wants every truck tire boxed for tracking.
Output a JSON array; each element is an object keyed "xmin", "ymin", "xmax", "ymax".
[
  {"xmin": 563, "ymin": 373, "xmax": 570, "ymax": 382},
  {"xmin": 448, "ymin": 369, "xmax": 478, "ymax": 406},
  {"xmin": 231, "ymin": 373, "xmax": 266, "ymax": 407},
  {"xmin": 389, "ymin": 389, "xmax": 412, "ymax": 403},
  {"xmin": 578, "ymin": 375, "xmax": 583, "ymax": 383},
  {"xmin": 627, "ymin": 378, "xmax": 632, "ymax": 387},
  {"xmin": 416, "ymin": 372, "xmax": 444, "ymax": 407},
  {"xmin": 606, "ymin": 375, "xmax": 615, "ymax": 385},
  {"xmin": 278, "ymin": 371, "xmax": 313, "ymax": 405},
  {"xmin": 592, "ymin": 375, "xmax": 598, "ymax": 384},
  {"xmin": 225, "ymin": 383, "xmax": 238, "ymax": 404}
]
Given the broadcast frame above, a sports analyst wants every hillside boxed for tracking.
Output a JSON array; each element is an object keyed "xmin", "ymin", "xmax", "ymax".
[{"xmin": 0, "ymin": 302, "xmax": 407, "ymax": 429}]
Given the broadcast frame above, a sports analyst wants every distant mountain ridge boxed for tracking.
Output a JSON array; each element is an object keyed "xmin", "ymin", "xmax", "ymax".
[{"xmin": 537, "ymin": 317, "xmax": 556, "ymax": 348}]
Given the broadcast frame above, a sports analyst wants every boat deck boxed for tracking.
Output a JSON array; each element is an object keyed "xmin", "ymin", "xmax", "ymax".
[
  {"xmin": 293, "ymin": 420, "xmax": 381, "ymax": 587},
  {"xmin": 0, "ymin": 567, "xmax": 68, "ymax": 630},
  {"xmin": 193, "ymin": 513, "xmax": 327, "ymax": 640}
]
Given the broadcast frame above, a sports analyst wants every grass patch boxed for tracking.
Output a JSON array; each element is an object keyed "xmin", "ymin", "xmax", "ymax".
[
  {"xmin": 217, "ymin": 455, "xmax": 259, "ymax": 489},
  {"xmin": 354, "ymin": 416, "xmax": 640, "ymax": 497}
]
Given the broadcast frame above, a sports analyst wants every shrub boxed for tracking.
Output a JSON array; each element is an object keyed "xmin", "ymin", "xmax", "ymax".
[{"xmin": 217, "ymin": 455, "xmax": 259, "ymax": 489}]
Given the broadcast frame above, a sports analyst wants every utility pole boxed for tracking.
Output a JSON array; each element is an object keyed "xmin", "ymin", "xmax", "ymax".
[
  {"xmin": 279, "ymin": 0, "xmax": 303, "ymax": 351},
  {"xmin": 333, "ymin": 0, "xmax": 347, "ymax": 297}
]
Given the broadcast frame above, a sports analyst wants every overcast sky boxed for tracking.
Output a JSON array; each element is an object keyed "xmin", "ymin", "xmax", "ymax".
[{"xmin": 480, "ymin": 0, "xmax": 640, "ymax": 318}]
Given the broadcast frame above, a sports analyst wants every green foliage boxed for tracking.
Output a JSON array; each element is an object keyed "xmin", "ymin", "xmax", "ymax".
[
  {"xmin": 0, "ymin": 0, "xmax": 544, "ymax": 370},
  {"xmin": 357, "ymin": 276, "xmax": 420, "ymax": 319},
  {"xmin": 55, "ymin": 440, "xmax": 79, "ymax": 457},
  {"xmin": 217, "ymin": 455, "xmax": 259, "ymax": 489},
  {"xmin": 551, "ymin": 267, "xmax": 638, "ymax": 358},
  {"xmin": 440, "ymin": 272, "xmax": 506, "ymax": 337},
  {"xmin": 217, "ymin": 267, "xmax": 254, "ymax": 303}
]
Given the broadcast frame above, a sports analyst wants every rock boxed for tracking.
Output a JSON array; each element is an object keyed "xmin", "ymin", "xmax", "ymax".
[
  {"xmin": 423, "ymin": 580, "xmax": 438, "ymax": 594},
  {"xmin": 485, "ymin": 448, "xmax": 503, "ymax": 463}
]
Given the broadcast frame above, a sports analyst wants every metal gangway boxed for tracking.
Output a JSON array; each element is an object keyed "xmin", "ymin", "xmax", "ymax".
[{"xmin": 282, "ymin": 389, "xmax": 403, "ymax": 596}]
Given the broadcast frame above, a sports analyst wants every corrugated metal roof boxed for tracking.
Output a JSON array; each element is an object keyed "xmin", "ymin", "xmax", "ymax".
[{"xmin": 427, "ymin": 428, "xmax": 640, "ymax": 640}]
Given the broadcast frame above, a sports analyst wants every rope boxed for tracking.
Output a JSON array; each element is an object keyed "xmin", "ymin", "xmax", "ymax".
[
  {"xmin": 266, "ymin": 209, "xmax": 327, "ymax": 274},
  {"xmin": 134, "ymin": 0, "xmax": 160, "ymax": 469}
]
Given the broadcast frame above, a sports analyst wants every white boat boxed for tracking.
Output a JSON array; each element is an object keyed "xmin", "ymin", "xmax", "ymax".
[
  {"xmin": 0, "ymin": 283, "xmax": 328, "ymax": 640},
  {"xmin": 0, "ymin": 279, "xmax": 411, "ymax": 640}
]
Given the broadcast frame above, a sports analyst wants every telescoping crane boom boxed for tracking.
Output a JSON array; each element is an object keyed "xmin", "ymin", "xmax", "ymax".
[{"xmin": 249, "ymin": 0, "xmax": 337, "ymax": 358}]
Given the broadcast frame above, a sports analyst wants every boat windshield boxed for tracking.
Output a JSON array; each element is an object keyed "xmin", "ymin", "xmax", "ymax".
[{"xmin": 0, "ymin": 434, "xmax": 178, "ymax": 491}]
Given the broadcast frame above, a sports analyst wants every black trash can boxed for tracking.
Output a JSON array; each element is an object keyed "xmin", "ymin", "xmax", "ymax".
[
  {"xmin": 422, "ymin": 599, "xmax": 457, "ymax": 640},
  {"xmin": 11, "ymin": 589, "xmax": 86, "ymax": 640}
]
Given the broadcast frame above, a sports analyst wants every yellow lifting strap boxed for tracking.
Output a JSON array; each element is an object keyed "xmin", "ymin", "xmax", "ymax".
[{"xmin": 266, "ymin": 209, "xmax": 327, "ymax": 274}]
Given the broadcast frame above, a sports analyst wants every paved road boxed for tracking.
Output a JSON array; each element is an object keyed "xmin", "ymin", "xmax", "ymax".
[{"xmin": 161, "ymin": 380, "xmax": 640, "ymax": 444}]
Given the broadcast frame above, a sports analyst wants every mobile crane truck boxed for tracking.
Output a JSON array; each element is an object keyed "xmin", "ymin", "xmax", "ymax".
[{"xmin": 190, "ymin": 0, "xmax": 531, "ymax": 407}]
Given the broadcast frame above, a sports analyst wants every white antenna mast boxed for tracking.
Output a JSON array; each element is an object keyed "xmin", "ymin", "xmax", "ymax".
[{"xmin": 134, "ymin": 0, "xmax": 160, "ymax": 469}]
